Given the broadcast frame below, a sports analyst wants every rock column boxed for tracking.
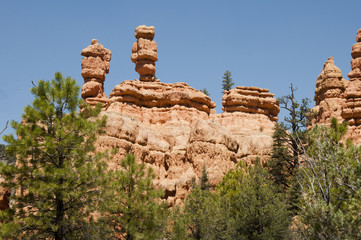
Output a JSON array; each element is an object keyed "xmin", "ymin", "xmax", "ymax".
[
  {"xmin": 342, "ymin": 29, "xmax": 361, "ymax": 125},
  {"xmin": 310, "ymin": 57, "xmax": 347, "ymax": 127},
  {"xmin": 81, "ymin": 39, "xmax": 111, "ymax": 101},
  {"xmin": 131, "ymin": 25, "xmax": 158, "ymax": 81}
]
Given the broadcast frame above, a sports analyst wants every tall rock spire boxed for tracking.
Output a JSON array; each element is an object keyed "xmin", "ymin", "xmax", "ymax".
[
  {"xmin": 80, "ymin": 39, "xmax": 111, "ymax": 103},
  {"xmin": 310, "ymin": 57, "xmax": 348, "ymax": 127},
  {"xmin": 131, "ymin": 25, "xmax": 158, "ymax": 81},
  {"xmin": 342, "ymin": 29, "xmax": 361, "ymax": 126}
]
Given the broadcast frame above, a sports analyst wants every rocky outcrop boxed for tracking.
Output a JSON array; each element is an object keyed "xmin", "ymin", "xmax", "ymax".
[
  {"xmin": 75, "ymin": 25, "xmax": 281, "ymax": 205},
  {"xmin": 108, "ymin": 80, "xmax": 216, "ymax": 123},
  {"xmin": 222, "ymin": 86, "xmax": 280, "ymax": 122},
  {"xmin": 311, "ymin": 57, "xmax": 348, "ymax": 127},
  {"xmin": 80, "ymin": 39, "xmax": 111, "ymax": 106},
  {"xmin": 341, "ymin": 29, "xmax": 361, "ymax": 143},
  {"xmin": 131, "ymin": 25, "xmax": 158, "ymax": 81}
]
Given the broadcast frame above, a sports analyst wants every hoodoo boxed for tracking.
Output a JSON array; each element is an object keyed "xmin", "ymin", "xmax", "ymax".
[{"xmin": 311, "ymin": 57, "xmax": 348, "ymax": 127}]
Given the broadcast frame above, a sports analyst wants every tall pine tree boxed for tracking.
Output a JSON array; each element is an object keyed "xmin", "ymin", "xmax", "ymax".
[
  {"xmin": 101, "ymin": 154, "xmax": 167, "ymax": 240},
  {"xmin": 222, "ymin": 70, "xmax": 234, "ymax": 92},
  {"xmin": 0, "ymin": 72, "xmax": 108, "ymax": 239}
]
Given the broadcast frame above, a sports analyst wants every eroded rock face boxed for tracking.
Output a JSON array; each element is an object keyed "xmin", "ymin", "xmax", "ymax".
[
  {"xmin": 131, "ymin": 25, "xmax": 158, "ymax": 81},
  {"xmin": 81, "ymin": 39, "xmax": 111, "ymax": 105},
  {"xmin": 77, "ymin": 26, "xmax": 279, "ymax": 205},
  {"xmin": 311, "ymin": 57, "xmax": 348, "ymax": 127},
  {"xmin": 108, "ymin": 80, "xmax": 216, "ymax": 119},
  {"xmin": 222, "ymin": 86, "xmax": 280, "ymax": 122},
  {"xmin": 341, "ymin": 29, "xmax": 361, "ymax": 144}
]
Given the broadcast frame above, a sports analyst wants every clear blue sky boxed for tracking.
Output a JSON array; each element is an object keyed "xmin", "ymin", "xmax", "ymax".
[{"xmin": 1, "ymin": 0, "xmax": 360, "ymax": 143}]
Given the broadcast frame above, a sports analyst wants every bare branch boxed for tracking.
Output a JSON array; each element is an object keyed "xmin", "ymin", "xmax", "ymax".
[{"xmin": 0, "ymin": 120, "xmax": 9, "ymax": 135}]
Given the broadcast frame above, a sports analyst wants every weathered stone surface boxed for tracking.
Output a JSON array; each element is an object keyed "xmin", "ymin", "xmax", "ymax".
[
  {"xmin": 80, "ymin": 39, "xmax": 111, "ymax": 104},
  {"xmin": 132, "ymin": 25, "xmax": 158, "ymax": 81},
  {"xmin": 342, "ymin": 29, "xmax": 361, "ymax": 129},
  {"xmin": 310, "ymin": 57, "xmax": 348, "ymax": 127},
  {"xmin": 222, "ymin": 86, "xmax": 280, "ymax": 122},
  {"xmin": 108, "ymin": 80, "xmax": 216, "ymax": 116}
]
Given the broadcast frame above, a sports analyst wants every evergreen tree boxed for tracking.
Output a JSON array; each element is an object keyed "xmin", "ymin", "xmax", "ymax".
[
  {"xmin": 295, "ymin": 119, "xmax": 361, "ymax": 239},
  {"xmin": 102, "ymin": 154, "xmax": 167, "ymax": 240},
  {"xmin": 267, "ymin": 123, "xmax": 293, "ymax": 191},
  {"xmin": 0, "ymin": 72, "xmax": 108, "ymax": 239},
  {"xmin": 221, "ymin": 70, "xmax": 234, "ymax": 92},
  {"xmin": 278, "ymin": 84, "xmax": 311, "ymax": 170},
  {"xmin": 218, "ymin": 160, "xmax": 291, "ymax": 240},
  {"xmin": 200, "ymin": 165, "xmax": 210, "ymax": 191},
  {"xmin": 200, "ymin": 88, "xmax": 210, "ymax": 96}
]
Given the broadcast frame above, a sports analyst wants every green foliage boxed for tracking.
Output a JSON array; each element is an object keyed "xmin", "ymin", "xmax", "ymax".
[
  {"xmin": 101, "ymin": 153, "xmax": 167, "ymax": 240},
  {"xmin": 0, "ymin": 72, "xmax": 108, "ymax": 239},
  {"xmin": 267, "ymin": 123, "xmax": 293, "ymax": 190},
  {"xmin": 218, "ymin": 160, "xmax": 291, "ymax": 240},
  {"xmin": 200, "ymin": 88, "xmax": 210, "ymax": 96},
  {"xmin": 0, "ymin": 144, "xmax": 16, "ymax": 164},
  {"xmin": 200, "ymin": 165, "xmax": 210, "ymax": 191},
  {"xmin": 278, "ymin": 84, "xmax": 311, "ymax": 168},
  {"xmin": 176, "ymin": 182, "xmax": 236, "ymax": 239},
  {"xmin": 221, "ymin": 70, "xmax": 234, "ymax": 92},
  {"xmin": 295, "ymin": 119, "xmax": 361, "ymax": 239}
]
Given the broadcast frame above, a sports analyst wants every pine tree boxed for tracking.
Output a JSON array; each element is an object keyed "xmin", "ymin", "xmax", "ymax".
[
  {"xmin": 102, "ymin": 154, "xmax": 167, "ymax": 240},
  {"xmin": 200, "ymin": 88, "xmax": 210, "ymax": 96},
  {"xmin": 222, "ymin": 70, "xmax": 234, "ymax": 92},
  {"xmin": 278, "ymin": 84, "xmax": 310, "ymax": 170},
  {"xmin": 295, "ymin": 119, "xmax": 361, "ymax": 239},
  {"xmin": 218, "ymin": 160, "xmax": 291, "ymax": 239},
  {"xmin": 0, "ymin": 72, "xmax": 108, "ymax": 239},
  {"xmin": 267, "ymin": 123, "xmax": 293, "ymax": 190},
  {"xmin": 200, "ymin": 165, "xmax": 209, "ymax": 191}
]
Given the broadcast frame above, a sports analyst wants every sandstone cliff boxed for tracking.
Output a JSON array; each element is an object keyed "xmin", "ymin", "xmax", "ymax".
[{"xmin": 81, "ymin": 26, "xmax": 279, "ymax": 205}]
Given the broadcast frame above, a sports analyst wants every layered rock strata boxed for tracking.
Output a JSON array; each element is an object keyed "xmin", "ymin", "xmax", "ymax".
[
  {"xmin": 80, "ymin": 39, "xmax": 111, "ymax": 105},
  {"xmin": 341, "ymin": 29, "xmax": 361, "ymax": 143},
  {"xmin": 222, "ymin": 86, "xmax": 280, "ymax": 122},
  {"xmin": 311, "ymin": 57, "xmax": 348, "ymax": 127},
  {"xmin": 131, "ymin": 25, "xmax": 158, "ymax": 81},
  {"xmin": 108, "ymin": 80, "xmax": 216, "ymax": 123},
  {"xmin": 75, "ymin": 25, "xmax": 278, "ymax": 205}
]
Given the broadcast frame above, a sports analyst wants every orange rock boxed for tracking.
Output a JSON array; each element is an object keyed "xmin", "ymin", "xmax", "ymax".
[
  {"xmin": 310, "ymin": 57, "xmax": 348, "ymax": 127},
  {"xmin": 80, "ymin": 39, "xmax": 111, "ymax": 104},
  {"xmin": 342, "ymin": 29, "xmax": 361, "ymax": 129},
  {"xmin": 222, "ymin": 86, "xmax": 280, "ymax": 122},
  {"xmin": 131, "ymin": 25, "xmax": 158, "ymax": 81}
]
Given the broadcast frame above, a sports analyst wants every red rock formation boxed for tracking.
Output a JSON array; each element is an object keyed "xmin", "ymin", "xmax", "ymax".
[
  {"xmin": 79, "ymin": 25, "xmax": 280, "ymax": 205},
  {"xmin": 131, "ymin": 25, "xmax": 158, "ymax": 81},
  {"xmin": 222, "ymin": 86, "xmax": 279, "ymax": 122},
  {"xmin": 342, "ymin": 29, "xmax": 361, "ymax": 143},
  {"xmin": 108, "ymin": 80, "xmax": 216, "ymax": 123},
  {"xmin": 81, "ymin": 39, "xmax": 111, "ymax": 105},
  {"xmin": 311, "ymin": 57, "xmax": 348, "ymax": 127}
]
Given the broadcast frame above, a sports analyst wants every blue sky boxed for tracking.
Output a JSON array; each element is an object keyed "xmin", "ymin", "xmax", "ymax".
[{"xmin": 1, "ymin": 0, "xmax": 360, "ymax": 143}]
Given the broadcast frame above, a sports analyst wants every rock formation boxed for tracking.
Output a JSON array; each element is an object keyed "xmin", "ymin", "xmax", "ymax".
[
  {"xmin": 131, "ymin": 25, "xmax": 158, "ymax": 81},
  {"xmin": 310, "ymin": 57, "xmax": 348, "ymax": 127},
  {"xmin": 80, "ymin": 39, "xmax": 111, "ymax": 105},
  {"xmin": 221, "ymin": 86, "xmax": 279, "ymax": 122},
  {"xmin": 341, "ymin": 29, "xmax": 361, "ymax": 143},
  {"xmin": 216, "ymin": 86, "xmax": 279, "ymax": 165},
  {"xmin": 81, "ymin": 25, "xmax": 280, "ymax": 205}
]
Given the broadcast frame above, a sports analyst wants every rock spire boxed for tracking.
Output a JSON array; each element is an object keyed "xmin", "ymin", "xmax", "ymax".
[
  {"xmin": 342, "ymin": 29, "xmax": 361, "ymax": 126},
  {"xmin": 80, "ymin": 39, "xmax": 111, "ymax": 103},
  {"xmin": 310, "ymin": 57, "xmax": 347, "ymax": 126},
  {"xmin": 131, "ymin": 25, "xmax": 158, "ymax": 81}
]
